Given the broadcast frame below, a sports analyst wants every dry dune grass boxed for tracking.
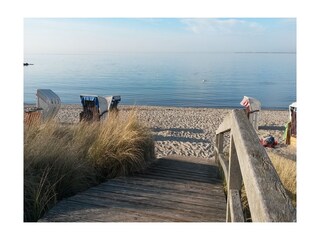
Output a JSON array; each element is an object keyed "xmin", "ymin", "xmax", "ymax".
[
  {"xmin": 268, "ymin": 151, "xmax": 296, "ymax": 206},
  {"xmin": 89, "ymin": 112, "xmax": 155, "ymax": 179},
  {"xmin": 24, "ymin": 111, "xmax": 155, "ymax": 222}
]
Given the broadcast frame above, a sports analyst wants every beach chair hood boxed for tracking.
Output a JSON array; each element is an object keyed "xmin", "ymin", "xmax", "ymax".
[
  {"xmin": 240, "ymin": 96, "xmax": 261, "ymax": 112},
  {"xmin": 106, "ymin": 95, "xmax": 121, "ymax": 111},
  {"xmin": 80, "ymin": 95, "xmax": 108, "ymax": 115},
  {"xmin": 289, "ymin": 102, "xmax": 297, "ymax": 120},
  {"xmin": 36, "ymin": 89, "xmax": 61, "ymax": 121}
]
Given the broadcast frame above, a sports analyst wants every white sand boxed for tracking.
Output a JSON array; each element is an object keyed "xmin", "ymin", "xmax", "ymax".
[{"xmin": 48, "ymin": 104, "xmax": 295, "ymax": 161}]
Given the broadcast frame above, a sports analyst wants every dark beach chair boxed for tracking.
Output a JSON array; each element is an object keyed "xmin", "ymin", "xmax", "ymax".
[{"xmin": 79, "ymin": 95, "xmax": 121, "ymax": 122}]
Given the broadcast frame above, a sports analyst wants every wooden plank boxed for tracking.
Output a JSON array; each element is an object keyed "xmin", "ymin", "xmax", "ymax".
[
  {"xmin": 149, "ymin": 164, "xmax": 220, "ymax": 178},
  {"xmin": 78, "ymin": 192, "xmax": 225, "ymax": 219},
  {"xmin": 127, "ymin": 173, "xmax": 221, "ymax": 189},
  {"xmin": 110, "ymin": 177, "xmax": 224, "ymax": 195},
  {"xmin": 107, "ymin": 178, "xmax": 224, "ymax": 196},
  {"xmin": 114, "ymin": 175, "xmax": 222, "ymax": 188},
  {"xmin": 84, "ymin": 184, "xmax": 226, "ymax": 206},
  {"xmin": 226, "ymin": 134, "xmax": 243, "ymax": 221},
  {"xmin": 231, "ymin": 109, "xmax": 296, "ymax": 222},
  {"xmin": 145, "ymin": 166, "xmax": 219, "ymax": 180},
  {"xmin": 158, "ymin": 155, "xmax": 214, "ymax": 165},
  {"xmin": 216, "ymin": 113, "xmax": 231, "ymax": 134},
  {"xmin": 108, "ymin": 178, "xmax": 223, "ymax": 198},
  {"xmin": 152, "ymin": 157, "xmax": 217, "ymax": 171},
  {"xmin": 214, "ymin": 147, "xmax": 229, "ymax": 178},
  {"xmin": 229, "ymin": 190, "xmax": 244, "ymax": 222},
  {"xmin": 81, "ymin": 185, "xmax": 226, "ymax": 210},
  {"xmin": 67, "ymin": 194, "xmax": 226, "ymax": 221},
  {"xmin": 217, "ymin": 133, "xmax": 224, "ymax": 154},
  {"xmin": 134, "ymin": 171, "xmax": 214, "ymax": 184},
  {"xmin": 141, "ymin": 169, "xmax": 219, "ymax": 183},
  {"xmin": 227, "ymin": 134, "xmax": 242, "ymax": 191},
  {"xmin": 214, "ymin": 135, "xmax": 219, "ymax": 165}
]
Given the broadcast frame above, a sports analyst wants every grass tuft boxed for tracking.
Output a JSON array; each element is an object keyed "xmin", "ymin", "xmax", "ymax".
[
  {"xmin": 268, "ymin": 152, "xmax": 296, "ymax": 207},
  {"xmin": 24, "ymin": 111, "xmax": 155, "ymax": 221},
  {"xmin": 88, "ymin": 111, "xmax": 155, "ymax": 179}
]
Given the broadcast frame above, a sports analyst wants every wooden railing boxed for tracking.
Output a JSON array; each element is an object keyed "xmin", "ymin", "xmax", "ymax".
[{"xmin": 214, "ymin": 109, "xmax": 296, "ymax": 222}]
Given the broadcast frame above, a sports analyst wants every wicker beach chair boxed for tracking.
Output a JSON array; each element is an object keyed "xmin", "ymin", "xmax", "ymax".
[
  {"xmin": 79, "ymin": 95, "xmax": 121, "ymax": 122},
  {"xmin": 240, "ymin": 96, "xmax": 261, "ymax": 130},
  {"xmin": 24, "ymin": 89, "xmax": 61, "ymax": 125},
  {"xmin": 36, "ymin": 89, "xmax": 61, "ymax": 122}
]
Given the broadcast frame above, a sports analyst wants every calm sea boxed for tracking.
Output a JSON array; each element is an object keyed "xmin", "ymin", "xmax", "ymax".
[{"xmin": 24, "ymin": 52, "xmax": 296, "ymax": 109}]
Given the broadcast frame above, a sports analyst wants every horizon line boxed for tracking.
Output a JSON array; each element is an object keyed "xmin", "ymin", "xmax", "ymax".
[{"xmin": 24, "ymin": 51, "xmax": 296, "ymax": 55}]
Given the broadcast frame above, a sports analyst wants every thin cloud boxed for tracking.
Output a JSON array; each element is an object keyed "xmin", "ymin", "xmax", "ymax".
[
  {"xmin": 24, "ymin": 18, "xmax": 295, "ymax": 54},
  {"xmin": 180, "ymin": 18, "xmax": 264, "ymax": 34}
]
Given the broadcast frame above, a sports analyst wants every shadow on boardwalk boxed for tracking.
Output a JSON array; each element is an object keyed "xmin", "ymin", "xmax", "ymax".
[{"xmin": 39, "ymin": 155, "xmax": 226, "ymax": 222}]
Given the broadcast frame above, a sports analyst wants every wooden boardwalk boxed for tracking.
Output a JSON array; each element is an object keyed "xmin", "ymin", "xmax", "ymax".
[{"xmin": 39, "ymin": 155, "xmax": 226, "ymax": 222}]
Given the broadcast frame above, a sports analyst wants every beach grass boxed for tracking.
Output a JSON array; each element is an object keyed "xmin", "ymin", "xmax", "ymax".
[
  {"xmin": 24, "ymin": 111, "xmax": 155, "ymax": 222},
  {"xmin": 268, "ymin": 151, "xmax": 296, "ymax": 207},
  {"xmin": 88, "ymin": 111, "xmax": 155, "ymax": 179}
]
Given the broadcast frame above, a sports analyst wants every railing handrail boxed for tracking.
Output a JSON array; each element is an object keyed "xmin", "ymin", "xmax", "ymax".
[{"xmin": 215, "ymin": 109, "xmax": 296, "ymax": 222}]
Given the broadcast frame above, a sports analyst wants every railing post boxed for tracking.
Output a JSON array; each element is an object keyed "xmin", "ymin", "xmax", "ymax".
[
  {"xmin": 214, "ymin": 133, "xmax": 224, "ymax": 164},
  {"xmin": 226, "ymin": 133, "xmax": 244, "ymax": 222}
]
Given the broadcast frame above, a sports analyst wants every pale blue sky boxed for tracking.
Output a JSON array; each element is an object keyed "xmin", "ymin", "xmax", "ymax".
[{"xmin": 24, "ymin": 18, "xmax": 296, "ymax": 54}]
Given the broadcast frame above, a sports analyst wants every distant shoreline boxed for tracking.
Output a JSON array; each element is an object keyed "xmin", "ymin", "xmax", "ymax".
[
  {"xmin": 234, "ymin": 51, "xmax": 296, "ymax": 54},
  {"xmin": 25, "ymin": 51, "xmax": 296, "ymax": 55}
]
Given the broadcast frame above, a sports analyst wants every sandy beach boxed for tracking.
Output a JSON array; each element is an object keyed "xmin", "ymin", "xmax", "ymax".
[{"xmin": 37, "ymin": 104, "xmax": 295, "ymax": 161}]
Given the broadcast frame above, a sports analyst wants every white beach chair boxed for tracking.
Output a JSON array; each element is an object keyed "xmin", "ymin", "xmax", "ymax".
[
  {"xmin": 285, "ymin": 102, "xmax": 297, "ymax": 146},
  {"xmin": 106, "ymin": 95, "xmax": 121, "ymax": 111},
  {"xmin": 36, "ymin": 89, "xmax": 61, "ymax": 122},
  {"xmin": 240, "ymin": 96, "xmax": 261, "ymax": 130}
]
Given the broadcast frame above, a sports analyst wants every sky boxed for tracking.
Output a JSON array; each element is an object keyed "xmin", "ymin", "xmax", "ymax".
[{"xmin": 24, "ymin": 18, "xmax": 296, "ymax": 54}]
